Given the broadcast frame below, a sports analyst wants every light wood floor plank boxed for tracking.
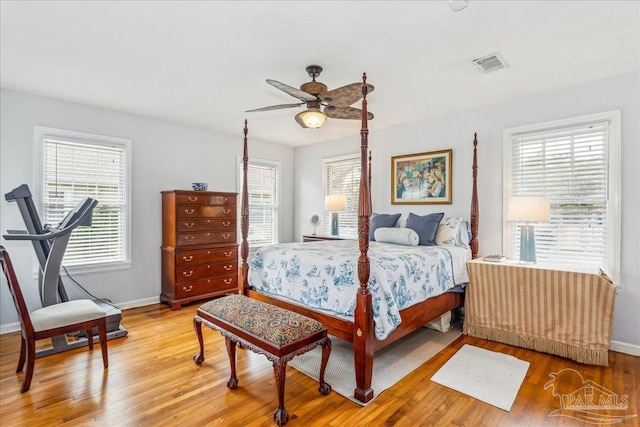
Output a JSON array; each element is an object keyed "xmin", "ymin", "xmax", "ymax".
[{"xmin": 0, "ymin": 303, "xmax": 637, "ymax": 426}]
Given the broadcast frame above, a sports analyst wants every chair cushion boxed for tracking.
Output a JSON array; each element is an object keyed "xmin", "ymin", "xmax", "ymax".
[
  {"xmin": 198, "ymin": 295, "xmax": 325, "ymax": 347},
  {"xmin": 30, "ymin": 300, "xmax": 107, "ymax": 332}
]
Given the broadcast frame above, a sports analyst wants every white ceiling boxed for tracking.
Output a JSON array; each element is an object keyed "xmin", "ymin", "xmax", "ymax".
[{"xmin": 1, "ymin": 1, "xmax": 638, "ymax": 147}]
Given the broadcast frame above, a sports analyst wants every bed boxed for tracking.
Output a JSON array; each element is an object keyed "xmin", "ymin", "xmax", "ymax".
[{"xmin": 239, "ymin": 73, "xmax": 480, "ymax": 403}]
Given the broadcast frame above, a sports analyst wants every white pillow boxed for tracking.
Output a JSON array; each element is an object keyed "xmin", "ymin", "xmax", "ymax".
[
  {"xmin": 374, "ymin": 227, "xmax": 419, "ymax": 246},
  {"xmin": 435, "ymin": 217, "xmax": 463, "ymax": 246}
]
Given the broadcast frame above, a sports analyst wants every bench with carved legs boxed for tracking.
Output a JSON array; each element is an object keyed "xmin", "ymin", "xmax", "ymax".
[{"xmin": 193, "ymin": 294, "xmax": 331, "ymax": 426}]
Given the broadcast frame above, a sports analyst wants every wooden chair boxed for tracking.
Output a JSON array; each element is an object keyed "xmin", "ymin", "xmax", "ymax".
[{"xmin": 0, "ymin": 246, "xmax": 109, "ymax": 392}]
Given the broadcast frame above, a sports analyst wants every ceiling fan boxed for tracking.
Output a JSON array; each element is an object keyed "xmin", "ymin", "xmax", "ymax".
[{"xmin": 246, "ymin": 65, "xmax": 374, "ymax": 129}]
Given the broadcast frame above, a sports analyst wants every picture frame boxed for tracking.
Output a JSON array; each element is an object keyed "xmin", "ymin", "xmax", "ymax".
[{"xmin": 391, "ymin": 149, "xmax": 452, "ymax": 204}]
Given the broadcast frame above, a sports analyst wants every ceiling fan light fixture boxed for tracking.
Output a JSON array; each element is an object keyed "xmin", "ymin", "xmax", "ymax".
[{"xmin": 300, "ymin": 108, "xmax": 326, "ymax": 128}]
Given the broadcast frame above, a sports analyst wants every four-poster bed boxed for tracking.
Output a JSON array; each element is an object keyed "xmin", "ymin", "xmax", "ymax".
[{"xmin": 239, "ymin": 73, "xmax": 479, "ymax": 403}]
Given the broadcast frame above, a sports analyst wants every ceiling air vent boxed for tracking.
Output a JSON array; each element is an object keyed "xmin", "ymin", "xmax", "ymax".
[{"xmin": 473, "ymin": 53, "xmax": 508, "ymax": 73}]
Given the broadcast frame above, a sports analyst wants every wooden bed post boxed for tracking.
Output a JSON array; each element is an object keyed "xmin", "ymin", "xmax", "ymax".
[
  {"xmin": 354, "ymin": 72, "xmax": 374, "ymax": 403},
  {"xmin": 470, "ymin": 132, "xmax": 479, "ymax": 259},
  {"xmin": 240, "ymin": 120, "xmax": 250, "ymax": 293}
]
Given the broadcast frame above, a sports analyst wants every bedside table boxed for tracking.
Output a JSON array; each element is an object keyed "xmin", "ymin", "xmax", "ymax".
[
  {"xmin": 464, "ymin": 258, "xmax": 616, "ymax": 365},
  {"xmin": 302, "ymin": 235, "xmax": 349, "ymax": 242}
]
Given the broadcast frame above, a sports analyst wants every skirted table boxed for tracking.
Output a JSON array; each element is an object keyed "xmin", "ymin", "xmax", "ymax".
[{"xmin": 464, "ymin": 259, "xmax": 617, "ymax": 366}]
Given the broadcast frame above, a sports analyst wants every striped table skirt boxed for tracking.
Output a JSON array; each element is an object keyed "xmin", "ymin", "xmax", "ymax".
[{"xmin": 464, "ymin": 260, "xmax": 617, "ymax": 366}]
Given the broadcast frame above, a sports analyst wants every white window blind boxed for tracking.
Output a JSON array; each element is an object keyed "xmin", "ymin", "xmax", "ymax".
[
  {"xmin": 42, "ymin": 137, "xmax": 128, "ymax": 267},
  {"xmin": 240, "ymin": 161, "xmax": 279, "ymax": 247},
  {"xmin": 505, "ymin": 112, "xmax": 620, "ymax": 281},
  {"xmin": 323, "ymin": 154, "xmax": 360, "ymax": 238}
]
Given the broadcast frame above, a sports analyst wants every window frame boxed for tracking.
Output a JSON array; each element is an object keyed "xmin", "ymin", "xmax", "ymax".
[
  {"xmin": 237, "ymin": 156, "xmax": 281, "ymax": 248},
  {"xmin": 322, "ymin": 153, "xmax": 361, "ymax": 238},
  {"xmin": 502, "ymin": 110, "xmax": 621, "ymax": 283},
  {"xmin": 33, "ymin": 126, "xmax": 132, "ymax": 274}
]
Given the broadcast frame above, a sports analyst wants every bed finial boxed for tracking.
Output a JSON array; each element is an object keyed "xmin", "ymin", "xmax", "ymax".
[{"xmin": 241, "ymin": 120, "xmax": 250, "ymax": 292}]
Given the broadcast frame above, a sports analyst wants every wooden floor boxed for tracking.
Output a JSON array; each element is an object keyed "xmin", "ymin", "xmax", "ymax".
[{"xmin": 0, "ymin": 303, "xmax": 637, "ymax": 426}]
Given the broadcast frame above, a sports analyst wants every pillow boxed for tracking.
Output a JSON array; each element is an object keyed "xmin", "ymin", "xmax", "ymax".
[
  {"xmin": 456, "ymin": 220, "xmax": 472, "ymax": 248},
  {"xmin": 406, "ymin": 212, "xmax": 444, "ymax": 246},
  {"xmin": 374, "ymin": 227, "xmax": 419, "ymax": 246},
  {"xmin": 370, "ymin": 213, "xmax": 401, "ymax": 241},
  {"xmin": 436, "ymin": 217, "xmax": 463, "ymax": 246}
]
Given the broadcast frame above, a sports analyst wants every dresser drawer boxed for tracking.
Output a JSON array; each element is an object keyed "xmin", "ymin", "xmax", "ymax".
[
  {"xmin": 176, "ymin": 194, "xmax": 208, "ymax": 205},
  {"xmin": 209, "ymin": 194, "xmax": 236, "ymax": 206},
  {"xmin": 176, "ymin": 206, "xmax": 236, "ymax": 218},
  {"xmin": 176, "ymin": 247, "xmax": 237, "ymax": 267},
  {"xmin": 176, "ymin": 262, "xmax": 237, "ymax": 283},
  {"xmin": 175, "ymin": 276, "xmax": 237, "ymax": 299},
  {"xmin": 176, "ymin": 231, "xmax": 236, "ymax": 246},
  {"xmin": 176, "ymin": 218, "xmax": 236, "ymax": 232}
]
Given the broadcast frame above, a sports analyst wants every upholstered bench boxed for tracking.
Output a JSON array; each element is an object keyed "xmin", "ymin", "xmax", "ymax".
[{"xmin": 193, "ymin": 294, "xmax": 331, "ymax": 426}]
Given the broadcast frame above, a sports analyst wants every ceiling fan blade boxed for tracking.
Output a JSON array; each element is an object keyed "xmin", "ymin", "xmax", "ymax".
[
  {"xmin": 325, "ymin": 106, "xmax": 374, "ymax": 120},
  {"xmin": 246, "ymin": 102, "xmax": 304, "ymax": 113},
  {"xmin": 294, "ymin": 111, "xmax": 309, "ymax": 128},
  {"xmin": 319, "ymin": 83, "xmax": 375, "ymax": 107},
  {"xmin": 267, "ymin": 79, "xmax": 317, "ymax": 102}
]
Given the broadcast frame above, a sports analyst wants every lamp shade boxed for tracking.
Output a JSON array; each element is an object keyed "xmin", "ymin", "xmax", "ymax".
[
  {"xmin": 506, "ymin": 196, "xmax": 550, "ymax": 222},
  {"xmin": 324, "ymin": 194, "xmax": 347, "ymax": 211},
  {"xmin": 300, "ymin": 108, "xmax": 327, "ymax": 128}
]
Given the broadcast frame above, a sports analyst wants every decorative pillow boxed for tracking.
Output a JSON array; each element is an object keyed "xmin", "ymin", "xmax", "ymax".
[
  {"xmin": 436, "ymin": 217, "xmax": 463, "ymax": 246},
  {"xmin": 370, "ymin": 213, "xmax": 401, "ymax": 241},
  {"xmin": 457, "ymin": 220, "xmax": 472, "ymax": 248},
  {"xmin": 374, "ymin": 227, "xmax": 419, "ymax": 246},
  {"xmin": 406, "ymin": 212, "xmax": 444, "ymax": 246}
]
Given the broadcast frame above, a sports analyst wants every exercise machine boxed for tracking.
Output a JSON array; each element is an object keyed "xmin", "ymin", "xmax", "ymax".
[{"xmin": 3, "ymin": 184, "xmax": 127, "ymax": 357}]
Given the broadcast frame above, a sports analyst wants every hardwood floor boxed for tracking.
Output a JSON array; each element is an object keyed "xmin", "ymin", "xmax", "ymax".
[{"xmin": 1, "ymin": 303, "xmax": 638, "ymax": 426}]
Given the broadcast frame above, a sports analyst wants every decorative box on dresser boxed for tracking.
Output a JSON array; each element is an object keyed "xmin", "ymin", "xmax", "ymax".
[{"xmin": 161, "ymin": 190, "xmax": 238, "ymax": 310}]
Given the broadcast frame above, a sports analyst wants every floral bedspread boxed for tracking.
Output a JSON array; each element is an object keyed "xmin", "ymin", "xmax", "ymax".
[{"xmin": 248, "ymin": 240, "xmax": 470, "ymax": 340}]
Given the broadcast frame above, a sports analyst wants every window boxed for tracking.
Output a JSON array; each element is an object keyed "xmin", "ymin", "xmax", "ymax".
[
  {"xmin": 238, "ymin": 158, "xmax": 280, "ymax": 247},
  {"xmin": 35, "ymin": 126, "xmax": 132, "ymax": 270},
  {"xmin": 503, "ymin": 111, "xmax": 620, "ymax": 282},
  {"xmin": 323, "ymin": 154, "xmax": 361, "ymax": 238}
]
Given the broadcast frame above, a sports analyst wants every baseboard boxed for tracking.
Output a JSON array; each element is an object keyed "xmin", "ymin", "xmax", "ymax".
[
  {"xmin": 610, "ymin": 340, "xmax": 640, "ymax": 356},
  {"xmin": 0, "ymin": 296, "xmax": 161, "ymax": 335}
]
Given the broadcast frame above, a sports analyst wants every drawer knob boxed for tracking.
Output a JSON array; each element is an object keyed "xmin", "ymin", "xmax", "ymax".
[
  {"xmin": 183, "ymin": 271, "xmax": 193, "ymax": 277},
  {"xmin": 222, "ymin": 221, "xmax": 231, "ymax": 227},
  {"xmin": 219, "ymin": 197, "xmax": 228, "ymax": 203},
  {"xmin": 222, "ymin": 233, "xmax": 231, "ymax": 240},
  {"xmin": 185, "ymin": 236, "xmax": 195, "ymax": 242},
  {"xmin": 224, "ymin": 251, "xmax": 232, "ymax": 257},
  {"xmin": 183, "ymin": 285, "xmax": 193, "ymax": 292},
  {"xmin": 185, "ymin": 209, "xmax": 195, "ymax": 215},
  {"xmin": 182, "ymin": 255, "xmax": 193, "ymax": 262},
  {"xmin": 223, "ymin": 208, "xmax": 231, "ymax": 215},
  {"xmin": 188, "ymin": 196, "xmax": 198, "ymax": 202},
  {"xmin": 185, "ymin": 222, "xmax": 195, "ymax": 228},
  {"xmin": 224, "ymin": 265, "xmax": 233, "ymax": 271},
  {"xmin": 224, "ymin": 278, "xmax": 232, "ymax": 285},
  {"xmin": 207, "ymin": 264, "xmax": 211, "ymax": 269}
]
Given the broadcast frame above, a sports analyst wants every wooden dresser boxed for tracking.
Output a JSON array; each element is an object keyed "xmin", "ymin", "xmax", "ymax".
[{"xmin": 161, "ymin": 190, "xmax": 238, "ymax": 310}]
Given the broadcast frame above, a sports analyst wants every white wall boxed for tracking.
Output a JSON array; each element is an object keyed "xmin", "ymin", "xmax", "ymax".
[
  {"xmin": 294, "ymin": 71, "xmax": 640, "ymax": 350},
  {"xmin": 0, "ymin": 89, "xmax": 295, "ymax": 330}
]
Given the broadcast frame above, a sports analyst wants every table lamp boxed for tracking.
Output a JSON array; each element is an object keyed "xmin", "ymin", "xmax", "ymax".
[
  {"xmin": 506, "ymin": 196, "xmax": 550, "ymax": 264},
  {"xmin": 325, "ymin": 194, "xmax": 347, "ymax": 236}
]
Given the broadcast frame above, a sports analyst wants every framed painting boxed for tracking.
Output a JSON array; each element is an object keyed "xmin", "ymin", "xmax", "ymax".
[{"xmin": 391, "ymin": 149, "xmax": 452, "ymax": 204}]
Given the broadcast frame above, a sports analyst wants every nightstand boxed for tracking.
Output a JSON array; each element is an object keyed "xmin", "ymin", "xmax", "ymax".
[
  {"xmin": 464, "ymin": 258, "xmax": 616, "ymax": 365},
  {"xmin": 302, "ymin": 235, "xmax": 349, "ymax": 242}
]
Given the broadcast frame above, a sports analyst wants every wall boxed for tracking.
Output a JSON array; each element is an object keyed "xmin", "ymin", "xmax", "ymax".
[
  {"xmin": 294, "ymin": 71, "xmax": 640, "ymax": 351},
  {"xmin": 0, "ymin": 89, "xmax": 295, "ymax": 330}
]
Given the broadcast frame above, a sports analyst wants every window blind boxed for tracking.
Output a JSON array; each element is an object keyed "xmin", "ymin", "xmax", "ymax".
[
  {"xmin": 509, "ymin": 121, "xmax": 609, "ymax": 269},
  {"xmin": 43, "ymin": 138, "xmax": 127, "ymax": 267},
  {"xmin": 323, "ymin": 154, "xmax": 360, "ymax": 238},
  {"xmin": 244, "ymin": 162, "xmax": 278, "ymax": 247}
]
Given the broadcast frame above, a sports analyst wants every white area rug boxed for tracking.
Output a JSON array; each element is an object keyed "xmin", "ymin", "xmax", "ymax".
[
  {"xmin": 289, "ymin": 324, "xmax": 462, "ymax": 406},
  {"xmin": 430, "ymin": 344, "xmax": 530, "ymax": 411}
]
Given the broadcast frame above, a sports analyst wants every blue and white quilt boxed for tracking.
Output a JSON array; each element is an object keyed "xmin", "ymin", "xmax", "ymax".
[{"xmin": 248, "ymin": 240, "xmax": 470, "ymax": 340}]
